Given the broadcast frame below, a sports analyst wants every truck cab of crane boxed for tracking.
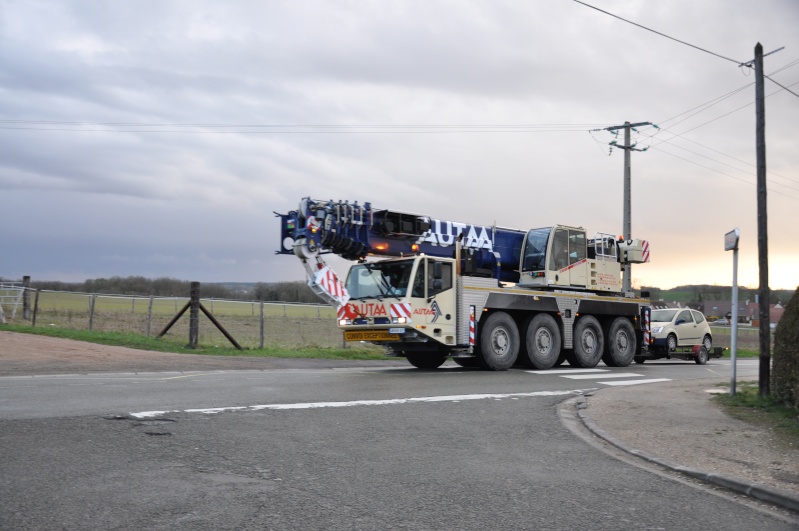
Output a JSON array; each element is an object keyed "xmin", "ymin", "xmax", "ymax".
[
  {"xmin": 518, "ymin": 225, "xmax": 622, "ymax": 292},
  {"xmin": 341, "ymin": 254, "xmax": 457, "ymax": 346}
]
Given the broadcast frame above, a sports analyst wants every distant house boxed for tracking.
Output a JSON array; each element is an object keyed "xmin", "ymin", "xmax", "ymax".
[{"xmin": 702, "ymin": 299, "xmax": 783, "ymax": 326}]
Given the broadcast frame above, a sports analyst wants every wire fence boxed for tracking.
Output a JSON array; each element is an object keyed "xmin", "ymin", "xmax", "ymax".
[
  {"xmin": 1, "ymin": 288, "xmax": 346, "ymax": 349},
  {"xmin": 1, "ymin": 287, "xmax": 770, "ymax": 351}
]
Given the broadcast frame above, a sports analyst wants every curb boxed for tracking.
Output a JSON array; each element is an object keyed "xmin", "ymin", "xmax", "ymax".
[{"xmin": 575, "ymin": 394, "xmax": 799, "ymax": 514}]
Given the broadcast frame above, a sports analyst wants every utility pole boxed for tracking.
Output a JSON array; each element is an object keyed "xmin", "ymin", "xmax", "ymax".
[
  {"xmin": 754, "ymin": 43, "xmax": 770, "ymax": 396},
  {"xmin": 603, "ymin": 121, "xmax": 653, "ymax": 292}
]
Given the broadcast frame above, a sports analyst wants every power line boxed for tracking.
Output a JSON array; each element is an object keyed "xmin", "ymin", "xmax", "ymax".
[
  {"xmin": 644, "ymin": 130, "xmax": 799, "ymax": 187},
  {"xmin": 764, "ymin": 74, "xmax": 799, "ymax": 98},
  {"xmin": 652, "ymin": 138, "xmax": 799, "ymax": 194},
  {"xmin": 653, "ymin": 146, "xmax": 799, "ymax": 201},
  {"xmin": 573, "ymin": 0, "xmax": 742, "ymax": 64},
  {"xmin": 649, "ymin": 78, "xmax": 799, "ymax": 148}
]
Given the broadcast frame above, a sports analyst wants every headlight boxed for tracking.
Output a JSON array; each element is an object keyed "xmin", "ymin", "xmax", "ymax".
[
  {"xmin": 339, "ymin": 319, "xmax": 351, "ymax": 326},
  {"xmin": 651, "ymin": 326, "xmax": 663, "ymax": 334}
]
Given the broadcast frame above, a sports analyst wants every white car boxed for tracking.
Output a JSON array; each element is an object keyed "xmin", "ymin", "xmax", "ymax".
[{"xmin": 650, "ymin": 308, "xmax": 713, "ymax": 353}]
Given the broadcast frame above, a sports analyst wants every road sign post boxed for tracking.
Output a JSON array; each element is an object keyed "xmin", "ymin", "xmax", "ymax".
[{"xmin": 725, "ymin": 228, "xmax": 740, "ymax": 396}]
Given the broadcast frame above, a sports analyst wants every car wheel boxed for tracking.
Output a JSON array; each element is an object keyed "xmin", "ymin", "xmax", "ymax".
[
  {"xmin": 703, "ymin": 334, "xmax": 712, "ymax": 351},
  {"xmin": 667, "ymin": 334, "xmax": 678, "ymax": 352},
  {"xmin": 695, "ymin": 346, "xmax": 709, "ymax": 365}
]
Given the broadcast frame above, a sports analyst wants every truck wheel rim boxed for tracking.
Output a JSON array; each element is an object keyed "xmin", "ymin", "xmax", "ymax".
[
  {"xmin": 536, "ymin": 329, "xmax": 552, "ymax": 354},
  {"xmin": 616, "ymin": 332, "xmax": 629, "ymax": 353},
  {"xmin": 582, "ymin": 330, "xmax": 596, "ymax": 353},
  {"xmin": 492, "ymin": 328, "xmax": 509, "ymax": 354}
]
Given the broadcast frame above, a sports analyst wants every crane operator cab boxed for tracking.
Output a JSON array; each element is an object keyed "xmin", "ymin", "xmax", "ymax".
[{"xmin": 518, "ymin": 225, "xmax": 623, "ymax": 293}]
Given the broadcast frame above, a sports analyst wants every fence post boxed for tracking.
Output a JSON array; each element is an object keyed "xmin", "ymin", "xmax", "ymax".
[
  {"xmin": 259, "ymin": 301, "xmax": 265, "ymax": 349},
  {"xmin": 131, "ymin": 298, "xmax": 135, "ymax": 314},
  {"xmin": 32, "ymin": 290, "xmax": 40, "ymax": 327},
  {"xmin": 22, "ymin": 276, "xmax": 31, "ymax": 320},
  {"xmin": 283, "ymin": 303, "xmax": 287, "ymax": 318},
  {"xmin": 88, "ymin": 294, "xmax": 96, "ymax": 331},
  {"xmin": 147, "ymin": 296, "xmax": 154, "ymax": 338},
  {"xmin": 188, "ymin": 282, "xmax": 200, "ymax": 349}
]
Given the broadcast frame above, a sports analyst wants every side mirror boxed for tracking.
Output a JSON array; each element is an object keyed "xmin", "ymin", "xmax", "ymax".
[{"xmin": 675, "ymin": 318, "xmax": 685, "ymax": 325}]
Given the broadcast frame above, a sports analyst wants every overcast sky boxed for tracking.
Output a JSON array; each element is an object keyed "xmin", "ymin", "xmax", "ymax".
[{"xmin": 2, "ymin": 0, "xmax": 798, "ymax": 291}]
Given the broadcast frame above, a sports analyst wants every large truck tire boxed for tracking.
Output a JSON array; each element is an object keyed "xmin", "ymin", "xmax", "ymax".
[
  {"xmin": 406, "ymin": 353, "xmax": 447, "ymax": 369},
  {"xmin": 602, "ymin": 317, "xmax": 636, "ymax": 367},
  {"xmin": 477, "ymin": 312, "xmax": 519, "ymax": 371},
  {"xmin": 523, "ymin": 314, "xmax": 562, "ymax": 370},
  {"xmin": 572, "ymin": 315, "xmax": 604, "ymax": 368}
]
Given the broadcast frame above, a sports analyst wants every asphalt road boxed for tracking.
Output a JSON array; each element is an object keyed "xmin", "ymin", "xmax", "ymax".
[{"xmin": 3, "ymin": 358, "xmax": 795, "ymax": 530}]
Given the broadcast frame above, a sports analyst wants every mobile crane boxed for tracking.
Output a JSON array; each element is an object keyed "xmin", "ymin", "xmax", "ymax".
[{"xmin": 276, "ymin": 197, "xmax": 652, "ymax": 371}]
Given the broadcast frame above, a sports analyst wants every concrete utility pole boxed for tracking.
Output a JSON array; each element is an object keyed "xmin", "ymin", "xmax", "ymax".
[
  {"xmin": 754, "ymin": 43, "xmax": 771, "ymax": 396},
  {"xmin": 604, "ymin": 121, "xmax": 653, "ymax": 292}
]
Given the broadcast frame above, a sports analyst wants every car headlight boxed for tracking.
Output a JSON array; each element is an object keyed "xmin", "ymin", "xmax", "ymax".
[{"xmin": 651, "ymin": 326, "xmax": 664, "ymax": 334}]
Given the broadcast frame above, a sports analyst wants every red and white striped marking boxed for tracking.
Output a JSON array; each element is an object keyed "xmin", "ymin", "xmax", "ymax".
[
  {"xmin": 469, "ymin": 306, "xmax": 475, "ymax": 346},
  {"xmin": 390, "ymin": 303, "xmax": 412, "ymax": 320},
  {"xmin": 313, "ymin": 266, "xmax": 349, "ymax": 306},
  {"xmin": 641, "ymin": 240, "xmax": 651, "ymax": 263}
]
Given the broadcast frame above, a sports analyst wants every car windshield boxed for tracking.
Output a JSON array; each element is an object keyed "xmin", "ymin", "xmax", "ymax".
[
  {"xmin": 345, "ymin": 259, "xmax": 415, "ymax": 300},
  {"xmin": 651, "ymin": 309, "xmax": 678, "ymax": 322}
]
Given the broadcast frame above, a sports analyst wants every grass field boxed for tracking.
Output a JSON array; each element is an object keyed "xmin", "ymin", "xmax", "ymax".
[
  {"xmin": 3, "ymin": 290, "xmax": 773, "ymax": 352},
  {"xmin": 16, "ymin": 291, "xmax": 340, "ymax": 349}
]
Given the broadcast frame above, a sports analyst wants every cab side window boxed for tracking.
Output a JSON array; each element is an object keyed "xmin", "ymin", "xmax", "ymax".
[
  {"xmin": 428, "ymin": 260, "xmax": 453, "ymax": 296},
  {"xmin": 569, "ymin": 231, "xmax": 586, "ymax": 264},
  {"xmin": 549, "ymin": 229, "xmax": 569, "ymax": 270},
  {"xmin": 411, "ymin": 262, "xmax": 425, "ymax": 298}
]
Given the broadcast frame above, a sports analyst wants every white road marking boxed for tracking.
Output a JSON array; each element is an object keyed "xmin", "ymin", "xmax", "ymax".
[
  {"xmin": 526, "ymin": 369, "xmax": 608, "ymax": 375},
  {"xmin": 130, "ymin": 389, "xmax": 598, "ymax": 418},
  {"xmin": 561, "ymin": 372, "xmax": 643, "ymax": 380},
  {"xmin": 599, "ymin": 378, "xmax": 672, "ymax": 386}
]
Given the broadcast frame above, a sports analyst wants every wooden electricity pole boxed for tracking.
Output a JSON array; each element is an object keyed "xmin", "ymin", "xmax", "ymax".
[{"xmin": 754, "ymin": 42, "xmax": 770, "ymax": 396}]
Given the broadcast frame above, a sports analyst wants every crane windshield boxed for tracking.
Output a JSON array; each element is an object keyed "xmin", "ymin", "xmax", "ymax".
[
  {"xmin": 345, "ymin": 259, "xmax": 415, "ymax": 300},
  {"xmin": 521, "ymin": 227, "xmax": 552, "ymax": 272}
]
